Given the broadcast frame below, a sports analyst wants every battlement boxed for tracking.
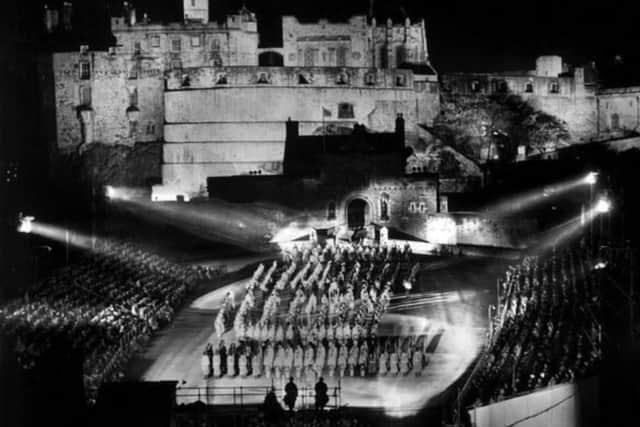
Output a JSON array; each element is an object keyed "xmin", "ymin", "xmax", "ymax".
[{"xmin": 165, "ymin": 66, "xmax": 439, "ymax": 91}]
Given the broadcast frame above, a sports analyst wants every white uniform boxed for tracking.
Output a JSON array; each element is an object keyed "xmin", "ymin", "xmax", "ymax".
[
  {"xmin": 315, "ymin": 344, "xmax": 326, "ymax": 376},
  {"xmin": 252, "ymin": 349, "xmax": 262, "ymax": 377},
  {"xmin": 327, "ymin": 343, "xmax": 337, "ymax": 377},
  {"xmin": 379, "ymin": 352, "xmax": 388, "ymax": 375},
  {"xmin": 389, "ymin": 352, "xmax": 399, "ymax": 375},
  {"xmin": 239, "ymin": 353, "xmax": 248, "ymax": 377},
  {"xmin": 263, "ymin": 345, "xmax": 274, "ymax": 379},
  {"xmin": 412, "ymin": 350, "xmax": 423, "ymax": 376},
  {"xmin": 212, "ymin": 352, "xmax": 221, "ymax": 377},
  {"xmin": 294, "ymin": 346, "xmax": 304, "ymax": 378}
]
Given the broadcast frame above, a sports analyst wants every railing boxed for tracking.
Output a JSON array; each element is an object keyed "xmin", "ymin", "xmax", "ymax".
[{"xmin": 175, "ymin": 384, "xmax": 341, "ymax": 410}]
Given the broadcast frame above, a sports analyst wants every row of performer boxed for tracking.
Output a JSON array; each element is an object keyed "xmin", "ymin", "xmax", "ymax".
[{"xmin": 201, "ymin": 337, "xmax": 431, "ymax": 379}]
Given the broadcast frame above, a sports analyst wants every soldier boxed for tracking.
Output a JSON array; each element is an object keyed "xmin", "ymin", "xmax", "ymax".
[
  {"xmin": 368, "ymin": 342, "xmax": 378, "ymax": 376},
  {"xmin": 201, "ymin": 349, "xmax": 211, "ymax": 378},
  {"xmin": 412, "ymin": 346, "xmax": 423, "ymax": 376},
  {"xmin": 389, "ymin": 346, "xmax": 399, "ymax": 376},
  {"xmin": 275, "ymin": 320, "xmax": 285, "ymax": 343},
  {"xmin": 304, "ymin": 343, "xmax": 315, "ymax": 382},
  {"xmin": 337, "ymin": 342, "xmax": 348, "ymax": 377},
  {"xmin": 252, "ymin": 343, "xmax": 262, "ymax": 377},
  {"xmin": 239, "ymin": 346, "xmax": 248, "ymax": 377},
  {"xmin": 379, "ymin": 346, "xmax": 388, "ymax": 376},
  {"xmin": 327, "ymin": 341, "xmax": 337, "ymax": 377},
  {"xmin": 263, "ymin": 341, "xmax": 274, "ymax": 379},
  {"xmin": 293, "ymin": 342, "xmax": 304, "ymax": 379},
  {"xmin": 285, "ymin": 321, "xmax": 295, "ymax": 342},
  {"xmin": 212, "ymin": 347, "xmax": 221, "ymax": 377},
  {"xmin": 315, "ymin": 341, "xmax": 326, "ymax": 378},
  {"xmin": 283, "ymin": 342, "xmax": 294, "ymax": 379},
  {"xmin": 227, "ymin": 342, "xmax": 236, "ymax": 377},
  {"xmin": 274, "ymin": 343, "xmax": 285, "ymax": 379},
  {"xmin": 358, "ymin": 340, "xmax": 368, "ymax": 377},
  {"xmin": 326, "ymin": 320, "xmax": 335, "ymax": 342},
  {"xmin": 400, "ymin": 349, "xmax": 410, "ymax": 375},
  {"xmin": 348, "ymin": 342, "xmax": 359, "ymax": 376}
]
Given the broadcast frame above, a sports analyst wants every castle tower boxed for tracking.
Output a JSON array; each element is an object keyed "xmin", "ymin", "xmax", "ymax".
[{"xmin": 183, "ymin": 0, "xmax": 209, "ymax": 23}]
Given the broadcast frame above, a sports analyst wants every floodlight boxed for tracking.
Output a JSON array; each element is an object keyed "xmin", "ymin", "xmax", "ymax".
[
  {"xmin": 584, "ymin": 172, "xmax": 598, "ymax": 185},
  {"xmin": 595, "ymin": 197, "xmax": 611, "ymax": 214},
  {"xmin": 18, "ymin": 215, "xmax": 35, "ymax": 233}
]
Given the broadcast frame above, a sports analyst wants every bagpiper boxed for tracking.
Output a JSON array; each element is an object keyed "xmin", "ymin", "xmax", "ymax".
[
  {"xmin": 379, "ymin": 347, "xmax": 388, "ymax": 376},
  {"xmin": 358, "ymin": 340, "xmax": 368, "ymax": 377},
  {"xmin": 274, "ymin": 343, "xmax": 286, "ymax": 379},
  {"xmin": 315, "ymin": 342, "xmax": 326, "ymax": 378},
  {"xmin": 263, "ymin": 342, "xmax": 274, "ymax": 379},
  {"xmin": 293, "ymin": 343, "xmax": 304, "ymax": 379},
  {"xmin": 283, "ymin": 343, "xmax": 294, "ymax": 379},
  {"xmin": 327, "ymin": 341, "xmax": 337, "ymax": 377},
  {"xmin": 252, "ymin": 344, "xmax": 262, "ymax": 377},
  {"xmin": 337, "ymin": 343, "xmax": 348, "ymax": 377},
  {"xmin": 348, "ymin": 343, "xmax": 359, "ymax": 376}
]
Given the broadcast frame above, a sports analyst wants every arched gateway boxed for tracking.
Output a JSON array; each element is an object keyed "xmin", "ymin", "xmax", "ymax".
[{"xmin": 347, "ymin": 199, "xmax": 368, "ymax": 228}]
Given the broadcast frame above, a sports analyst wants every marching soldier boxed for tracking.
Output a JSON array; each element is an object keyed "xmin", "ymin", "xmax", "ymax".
[
  {"xmin": 263, "ymin": 341, "xmax": 274, "ymax": 379},
  {"xmin": 293, "ymin": 343, "xmax": 304, "ymax": 379},
  {"xmin": 348, "ymin": 342, "xmax": 359, "ymax": 376},
  {"xmin": 358, "ymin": 340, "xmax": 368, "ymax": 377},
  {"xmin": 337, "ymin": 342, "xmax": 348, "ymax": 377},
  {"xmin": 327, "ymin": 341, "xmax": 337, "ymax": 377}
]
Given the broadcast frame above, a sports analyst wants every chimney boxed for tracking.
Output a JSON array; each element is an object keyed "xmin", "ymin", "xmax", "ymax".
[
  {"xmin": 62, "ymin": 1, "xmax": 72, "ymax": 32},
  {"xmin": 43, "ymin": 5, "xmax": 60, "ymax": 34},
  {"xmin": 129, "ymin": 6, "xmax": 137, "ymax": 26}
]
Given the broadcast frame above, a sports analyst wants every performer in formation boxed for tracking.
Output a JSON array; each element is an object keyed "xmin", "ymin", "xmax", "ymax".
[{"xmin": 204, "ymin": 241, "xmax": 426, "ymax": 381}]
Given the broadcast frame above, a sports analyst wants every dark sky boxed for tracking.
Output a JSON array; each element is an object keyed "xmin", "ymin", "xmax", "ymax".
[{"xmin": 3, "ymin": 0, "xmax": 640, "ymax": 72}]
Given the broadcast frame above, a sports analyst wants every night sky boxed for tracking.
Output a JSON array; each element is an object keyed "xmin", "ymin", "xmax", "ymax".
[{"xmin": 3, "ymin": 0, "xmax": 640, "ymax": 72}]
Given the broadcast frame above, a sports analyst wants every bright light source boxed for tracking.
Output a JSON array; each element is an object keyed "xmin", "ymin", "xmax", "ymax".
[
  {"xmin": 18, "ymin": 215, "xmax": 35, "ymax": 234},
  {"xmin": 595, "ymin": 197, "xmax": 611, "ymax": 213},
  {"xmin": 584, "ymin": 172, "xmax": 598, "ymax": 185},
  {"xmin": 594, "ymin": 261, "xmax": 607, "ymax": 270},
  {"xmin": 403, "ymin": 280, "xmax": 412, "ymax": 291},
  {"xmin": 105, "ymin": 185, "xmax": 115, "ymax": 199}
]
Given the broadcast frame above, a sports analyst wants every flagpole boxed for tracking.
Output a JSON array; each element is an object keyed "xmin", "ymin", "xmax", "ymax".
[{"xmin": 322, "ymin": 106, "xmax": 326, "ymax": 153}]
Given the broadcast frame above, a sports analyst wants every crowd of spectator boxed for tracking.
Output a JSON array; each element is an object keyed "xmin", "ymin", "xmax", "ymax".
[
  {"xmin": 0, "ymin": 239, "xmax": 224, "ymax": 402},
  {"xmin": 465, "ymin": 243, "xmax": 602, "ymax": 406}
]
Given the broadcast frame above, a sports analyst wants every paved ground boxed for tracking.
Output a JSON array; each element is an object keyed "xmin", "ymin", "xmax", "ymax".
[{"xmin": 125, "ymin": 255, "xmax": 513, "ymax": 416}]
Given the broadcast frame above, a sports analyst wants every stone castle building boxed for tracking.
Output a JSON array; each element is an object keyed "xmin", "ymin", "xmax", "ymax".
[
  {"xmin": 40, "ymin": 0, "xmax": 438, "ymax": 200},
  {"xmin": 39, "ymin": 1, "xmax": 640, "ymax": 204}
]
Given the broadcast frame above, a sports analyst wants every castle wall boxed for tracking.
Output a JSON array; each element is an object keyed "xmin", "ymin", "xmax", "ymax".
[
  {"xmin": 441, "ymin": 72, "xmax": 598, "ymax": 141},
  {"xmin": 159, "ymin": 71, "xmax": 439, "ymax": 197},
  {"xmin": 51, "ymin": 51, "xmax": 165, "ymax": 151},
  {"xmin": 280, "ymin": 15, "xmax": 429, "ymax": 69},
  {"xmin": 597, "ymin": 86, "xmax": 640, "ymax": 136}
]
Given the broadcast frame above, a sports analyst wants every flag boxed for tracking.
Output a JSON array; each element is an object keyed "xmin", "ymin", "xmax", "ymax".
[{"xmin": 322, "ymin": 107, "xmax": 332, "ymax": 118}]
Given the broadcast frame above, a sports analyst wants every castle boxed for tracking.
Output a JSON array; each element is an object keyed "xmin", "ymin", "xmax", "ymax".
[{"xmin": 40, "ymin": 1, "xmax": 640, "ymax": 204}]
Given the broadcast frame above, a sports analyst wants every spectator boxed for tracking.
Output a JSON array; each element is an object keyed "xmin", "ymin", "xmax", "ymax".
[
  {"xmin": 315, "ymin": 377, "xmax": 329, "ymax": 411},
  {"xmin": 284, "ymin": 376, "xmax": 298, "ymax": 411}
]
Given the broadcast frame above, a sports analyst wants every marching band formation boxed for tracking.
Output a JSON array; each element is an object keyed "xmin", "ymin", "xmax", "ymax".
[{"xmin": 202, "ymin": 241, "xmax": 423, "ymax": 381}]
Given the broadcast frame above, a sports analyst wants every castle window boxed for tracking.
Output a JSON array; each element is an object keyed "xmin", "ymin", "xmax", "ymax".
[
  {"xmin": 395, "ymin": 45, "xmax": 406, "ymax": 67},
  {"xmin": 379, "ymin": 46, "xmax": 388, "ymax": 69},
  {"xmin": 304, "ymin": 48, "xmax": 314, "ymax": 67},
  {"xmin": 257, "ymin": 72, "xmax": 270, "ymax": 84},
  {"xmin": 211, "ymin": 39, "xmax": 220, "ymax": 51},
  {"xmin": 525, "ymin": 82, "xmax": 534, "ymax": 93},
  {"xmin": 380, "ymin": 193, "xmax": 390, "ymax": 221},
  {"xmin": 128, "ymin": 64, "xmax": 138, "ymax": 79},
  {"xmin": 337, "ymin": 47, "xmax": 347, "ymax": 67},
  {"xmin": 129, "ymin": 120, "xmax": 138, "ymax": 138},
  {"xmin": 171, "ymin": 60, "xmax": 182, "ymax": 70},
  {"xmin": 216, "ymin": 74, "xmax": 227, "ymax": 85},
  {"xmin": 151, "ymin": 35, "xmax": 160, "ymax": 48},
  {"xmin": 146, "ymin": 122, "xmax": 155, "ymax": 135},
  {"xmin": 79, "ymin": 86, "xmax": 91, "ymax": 106},
  {"xmin": 191, "ymin": 36, "xmax": 201, "ymax": 48},
  {"xmin": 133, "ymin": 41, "xmax": 141, "ymax": 55},
  {"xmin": 181, "ymin": 74, "xmax": 191, "ymax": 87},
  {"xmin": 298, "ymin": 73, "xmax": 309, "ymax": 84},
  {"xmin": 336, "ymin": 72, "xmax": 348, "ymax": 85},
  {"xmin": 550, "ymin": 81, "xmax": 559, "ymax": 94},
  {"xmin": 408, "ymin": 202, "xmax": 417, "ymax": 214},
  {"xmin": 171, "ymin": 39, "xmax": 181, "ymax": 52},
  {"xmin": 327, "ymin": 202, "xmax": 336, "ymax": 220},
  {"xmin": 365, "ymin": 72, "xmax": 376, "ymax": 86},
  {"xmin": 419, "ymin": 202, "xmax": 427, "ymax": 213},
  {"xmin": 128, "ymin": 87, "xmax": 138, "ymax": 107},
  {"xmin": 395, "ymin": 74, "xmax": 407, "ymax": 87},
  {"xmin": 338, "ymin": 103, "xmax": 354, "ymax": 119},
  {"xmin": 611, "ymin": 113, "xmax": 620, "ymax": 130},
  {"xmin": 79, "ymin": 62, "xmax": 91, "ymax": 80},
  {"xmin": 470, "ymin": 80, "xmax": 480, "ymax": 92}
]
